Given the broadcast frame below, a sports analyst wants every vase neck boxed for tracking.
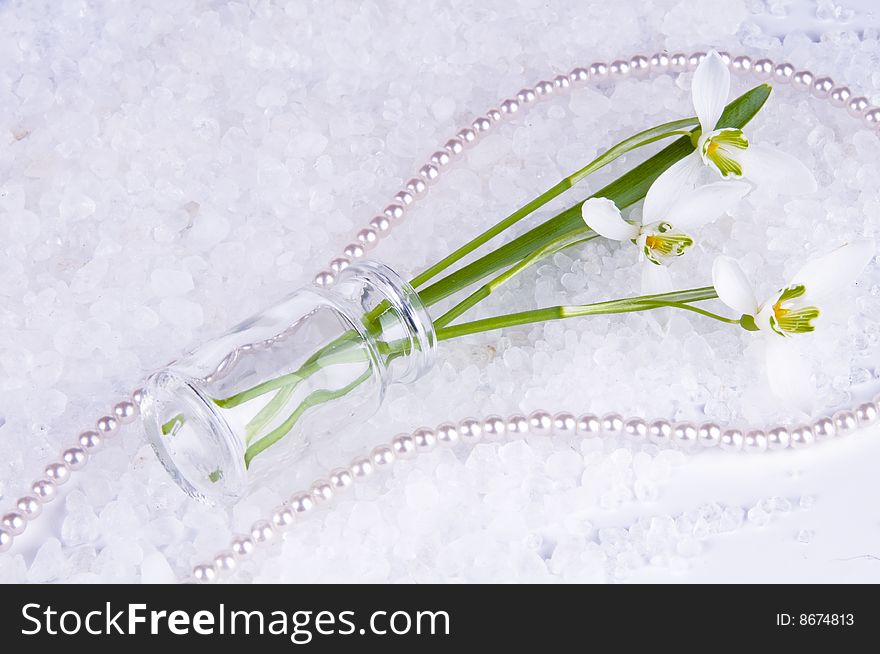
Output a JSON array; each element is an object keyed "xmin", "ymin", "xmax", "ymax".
[{"xmin": 330, "ymin": 260, "xmax": 436, "ymax": 385}]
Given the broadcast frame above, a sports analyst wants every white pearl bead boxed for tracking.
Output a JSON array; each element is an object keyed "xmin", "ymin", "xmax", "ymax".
[
  {"xmin": 349, "ymin": 456, "xmax": 374, "ymax": 478},
  {"xmin": 505, "ymin": 414, "xmax": 529, "ymax": 436},
  {"xmin": 527, "ymin": 410, "xmax": 552, "ymax": 436},
  {"xmin": 552, "ymin": 74, "xmax": 571, "ymax": 91},
  {"xmin": 649, "ymin": 52, "xmax": 669, "ymax": 74},
  {"xmin": 32, "ymin": 479, "xmax": 57, "ymax": 503},
  {"xmin": 629, "ymin": 55, "xmax": 650, "ymax": 77},
  {"xmin": 743, "ymin": 430, "xmax": 767, "ymax": 453},
  {"xmin": 391, "ymin": 432, "xmax": 417, "ymax": 458},
  {"xmin": 231, "ymin": 535, "xmax": 255, "ymax": 558},
  {"xmin": 551, "ymin": 412, "xmax": 576, "ymax": 435},
  {"xmin": 609, "ymin": 60, "xmax": 630, "ymax": 78},
  {"xmin": 623, "ymin": 417, "xmax": 647, "ymax": 441},
  {"xmin": 698, "ymin": 422, "xmax": 722, "ymax": 447},
  {"xmin": 766, "ymin": 426, "xmax": 790, "ymax": 450},
  {"xmin": 16, "ymin": 496, "xmax": 42, "ymax": 520},
  {"xmin": 731, "ymin": 55, "xmax": 752, "ymax": 75},
  {"xmin": 329, "ymin": 257, "xmax": 350, "ymax": 273},
  {"xmin": 405, "ymin": 176, "xmax": 428, "ymax": 197},
  {"xmin": 516, "ymin": 88, "xmax": 536, "ymax": 104},
  {"xmin": 672, "ymin": 422, "xmax": 698, "ymax": 448},
  {"xmin": 500, "ymin": 98, "xmax": 520, "ymax": 115},
  {"xmin": 310, "ymin": 480, "xmax": 334, "ymax": 504},
  {"xmin": 832, "ymin": 410, "xmax": 857, "ymax": 436},
  {"xmin": 96, "ymin": 415, "xmax": 119, "ymax": 436},
  {"xmin": 1, "ymin": 511, "xmax": 27, "ymax": 536},
  {"xmin": 371, "ymin": 444, "xmax": 395, "ymax": 468},
  {"xmin": 811, "ymin": 76, "xmax": 834, "ymax": 98},
  {"xmin": 418, "ymin": 163, "xmax": 440, "ymax": 184},
  {"xmin": 45, "ymin": 461, "xmax": 70, "ymax": 485},
  {"xmin": 113, "ymin": 400, "xmax": 138, "ymax": 424},
  {"xmin": 720, "ymin": 428, "xmax": 744, "ymax": 452},
  {"xmin": 369, "ymin": 215, "xmax": 391, "ymax": 234},
  {"xmin": 686, "ymin": 52, "xmax": 705, "ymax": 71},
  {"xmin": 588, "ymin": 62, "xmax": 608, "ymax": 79},
  {"xmin": 716, "ymin": 51, "xmax": 731, "ymax": 65},
  {"xmin": 355, "ymin": 227, "xmax": 378, "ymax": 250},
  {"xmin": 601, "ymin": 412, "xmax": 624, "ymax": 435},
  {"xmin": 0, "ymin": 527, "xmax": 12, "ymax": 553},
  {"xmin": 343, "ymin": 243, "xmax": 364, "ymax": 259},
  {"xmin": 568, "ymin": 67, "xmax": 590, "ymax": 85},
  {"xmin": 290, "ymin": 491, "xmax": 315, "ymax": 514},
  {"xmin": 458, "ymin": 418, "xmax": 483, "ymax": 444},
  {"xmin": 393, "ymin": 189, "xmax": 415, "ymax": 206},
  {"xmin": 486, "ymin": 108, "xmax": 503, "ymax": 123},
  {"xmin": 384, "ymin": 203, "xmax": 405, "ymax": 221},
  {"xmin": 829, "ymin": 86, "xmax": 851, "ymax": 107},
  {"xmin": 792, "ymin": 70, "xmax": 813, "ymax": 90},
  {"xmin": 472, "ymin": 116, "xmax": 492, "ymax": 133},
  {"xmin": 314, "ymin": 270, "xmax": 336, "ymax": 286},
  {"xmin": 752, "ymin": 58, "xmax": 774, "ymax": 80},
  {"xmin": 62, "ymin": 447, "xmax": 88, "ymax": 471},
  {"xmin": 482, "ymin": 415, "xmax": 506, "ymax": 441},
  {"xmin": 131, "ymin": 387, "xmax": 145, "ymax": 408},
  {"xmin": 847, "ymin": 96, "xmax": 870, "ymax": 117},
  {"xmin": 430, "ymin": 150, "xmax": 451, "ymax": 169},
  {"xmin": 455, "ymin": 128, "xmax": 477, "ymax": 146},
  {"xmin": 443, "ymin": 138, "xmax": 464, "ymax": 158},
  {"xmin": 214, "ymin": 550, "xmax": 237, "ymax": 574},
  {"xmin": 669, "ymin": 53, "xmax": 688, "ymax": 73},
  {"xmin": 534, "ymin": 80, "xmax": 554, "ymax": 96},
  {"xmin": 856, "ymin": 402, "xmax": 879, "ymax": 426},
  {"xmin": 773, "ymin": 62, "xmax": 795, "ymax": 83},
  {"xmin": 576, "ymin": 413, "xmax": 600, "ymax": 436},
  {"xmin": 329, "ymin": 467, "xmax": 354, "ymax": 490},
  {"xmin": 790, "ymin": 425, "xmax": 814, "ymax": 448},
  {"xmin": 812, "ymin": 416, "xmax": 836, "ymax": 440},
  {"xmin": 412, "ymin": 426, "xmax": 437, "ymax": 451},
  {"xmin": 78, "ymin": 430, "xmax": 103, "ymax": 452},
  {"xmin": 435, "ymin": 422, "xmax": 459, "ymax": 447},
  {"xmin": 271, "ymin": 505, "xmax": 296, "ymax": 530},
  {"xmin": 647, "ymin": 419, "xmax": 672, "ymax": 445},
  {"xmin": 250, "ymin": 520, "xmax": 274, "ymax": 544},
  {"xmin": 192, "ymin": 563, "xmax": 217, "ymax": 583},
  {"xmin": 864, "ymin": 108, "xmax": 880, "ymax": 128}
]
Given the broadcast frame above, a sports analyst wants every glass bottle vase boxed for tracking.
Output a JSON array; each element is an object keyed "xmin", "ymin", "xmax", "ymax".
[{"xmin": 141, "ymin": 261, "xmax": 436, "ymax": 504}]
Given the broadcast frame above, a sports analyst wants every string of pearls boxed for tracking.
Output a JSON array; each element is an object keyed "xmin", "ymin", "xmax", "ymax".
[
  {"xmin": 185, "ymin": 50, "xmax": 880, "ymax": 582},
  {"xmin": 2, "ymin": 50, "xmax": 878, "ymax": 581}
]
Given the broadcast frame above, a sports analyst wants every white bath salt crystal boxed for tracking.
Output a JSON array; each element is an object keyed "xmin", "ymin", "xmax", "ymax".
[
  {"xmin": 633, "ymin": 479, "xmax": 659, "ymax": 502},
  {"xmin": 799, "ymin": 495, "xmax": 816, "ymax": 510},
  {"xmin": 62, "ymin": 508, "xmax": 101, "ymax": 546},
  {"xmin": 0, "ymin": 554, "xmax": 27, "ymax": 584},
  {"xmin": 140, "ymin": 552, "xmax": 176, "ymax": 584},
  {"xmin": 747, "ymin": 506, "xmax": 771, "ymax": 527},
  {"xmin": 545, "ymin": 450, "xmax": 583, "ymax": 483},
  {"xmin": 431, "ymin": 97, "xmax": 455, "ymax": 122},
  {"xmin": 28, "ymin": 538, "xmax": 64, "ymax": 583},
  {"xmin": 159, "ymin": 297, "xmax": 204, "ymax": 330},
  {"xmin": 796, "ymin": 529, "xmax": 814, "ymax": 544},
  {"xmin": 150, "ymin": 268, "xmax": 195, "ymax": 296}
]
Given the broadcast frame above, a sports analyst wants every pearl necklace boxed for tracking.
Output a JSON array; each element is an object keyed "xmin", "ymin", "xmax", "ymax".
[{"xmin": 1, "ymin": 50, "xmax": 878, "ymax": 583}]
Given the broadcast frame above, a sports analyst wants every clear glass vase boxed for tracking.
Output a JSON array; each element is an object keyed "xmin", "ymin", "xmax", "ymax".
[{"xmin": 141, "ymin": 261, "xmax": 436, "ymax": 504}]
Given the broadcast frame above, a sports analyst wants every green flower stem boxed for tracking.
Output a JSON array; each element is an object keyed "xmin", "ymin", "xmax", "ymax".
[
  {"xmin": 435, "ymin": 230, "xmax": 598, "ymax": 328},
  {"xmin": 434, "ymin": 287, "xmax": 720, "ymax": 341},
  {"xmin": 408, "ymin": 117, "xmax": 699, "ymax": 290},
  {"xmin": 415, "ymin": 85, "xmax": 771, "ymax": 309}
]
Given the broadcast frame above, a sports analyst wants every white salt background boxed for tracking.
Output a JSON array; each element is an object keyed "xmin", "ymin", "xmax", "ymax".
[{"xmin": 2, "ymin": 0, "xmax": 880, "ymax": 583}]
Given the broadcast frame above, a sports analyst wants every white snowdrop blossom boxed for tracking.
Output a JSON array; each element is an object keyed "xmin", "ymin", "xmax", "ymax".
[
  {"xmin": 712, "ymin": 242, "xmax": 874, "ymax": 410},
  {"xmin": 582, "ymin": 175, "xmax": 750, "ymax": 291},
  {"xmin": 652, "ymin": 49, "xmax": 817, "ymax": 198}
]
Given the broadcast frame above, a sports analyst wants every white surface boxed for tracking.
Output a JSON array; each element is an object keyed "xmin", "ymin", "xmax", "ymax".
[{"xmin": 1, "ymin": 0, "xmax": 880, "ymax": 583}]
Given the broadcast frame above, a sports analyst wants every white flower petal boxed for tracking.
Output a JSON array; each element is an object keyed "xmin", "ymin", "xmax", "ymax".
[
  {"xmin": 665, "ymin": 180, "xmax": 751, "ymax": 230},
  {"xmin": 740, "ymin": 143, "xmax": 817, "ymax": 195},
  {"xmin": 640, "ymin": 262, "xmax": 674, "ymax": 295},
  {"xmin": 790, "ymin": 240, "xmax": 875, "ymax": 301},
  {"xmin": 692, "ymin": 50, "xmax": 730, "ymax": 134},
  {"xmin": 642, "ymin": 153, "xmax": 704, "ymax": 224},
  {"xmin": 581, "ymin": 197, "xmax": 639, "ymax": 241},
  {"xmin": 712, "ymin": 256, "xmax": 759, "ymax": 316},
  {"xmin": 764, "ymin": 339, "xmax": 815, "ymax": 415}
]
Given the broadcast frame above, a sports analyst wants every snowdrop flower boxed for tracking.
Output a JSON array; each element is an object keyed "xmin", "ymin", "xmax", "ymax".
[
  {"xmin": 655, "ymin": 50, "xmax": 816, "ymax": 196},
  {"xmin": 582, "ymin": 176, "xmax": 750, "ymax": 291},
  {"xmin": 712, "ymin": 241, "xmax": 874, "ymax": 410}
]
